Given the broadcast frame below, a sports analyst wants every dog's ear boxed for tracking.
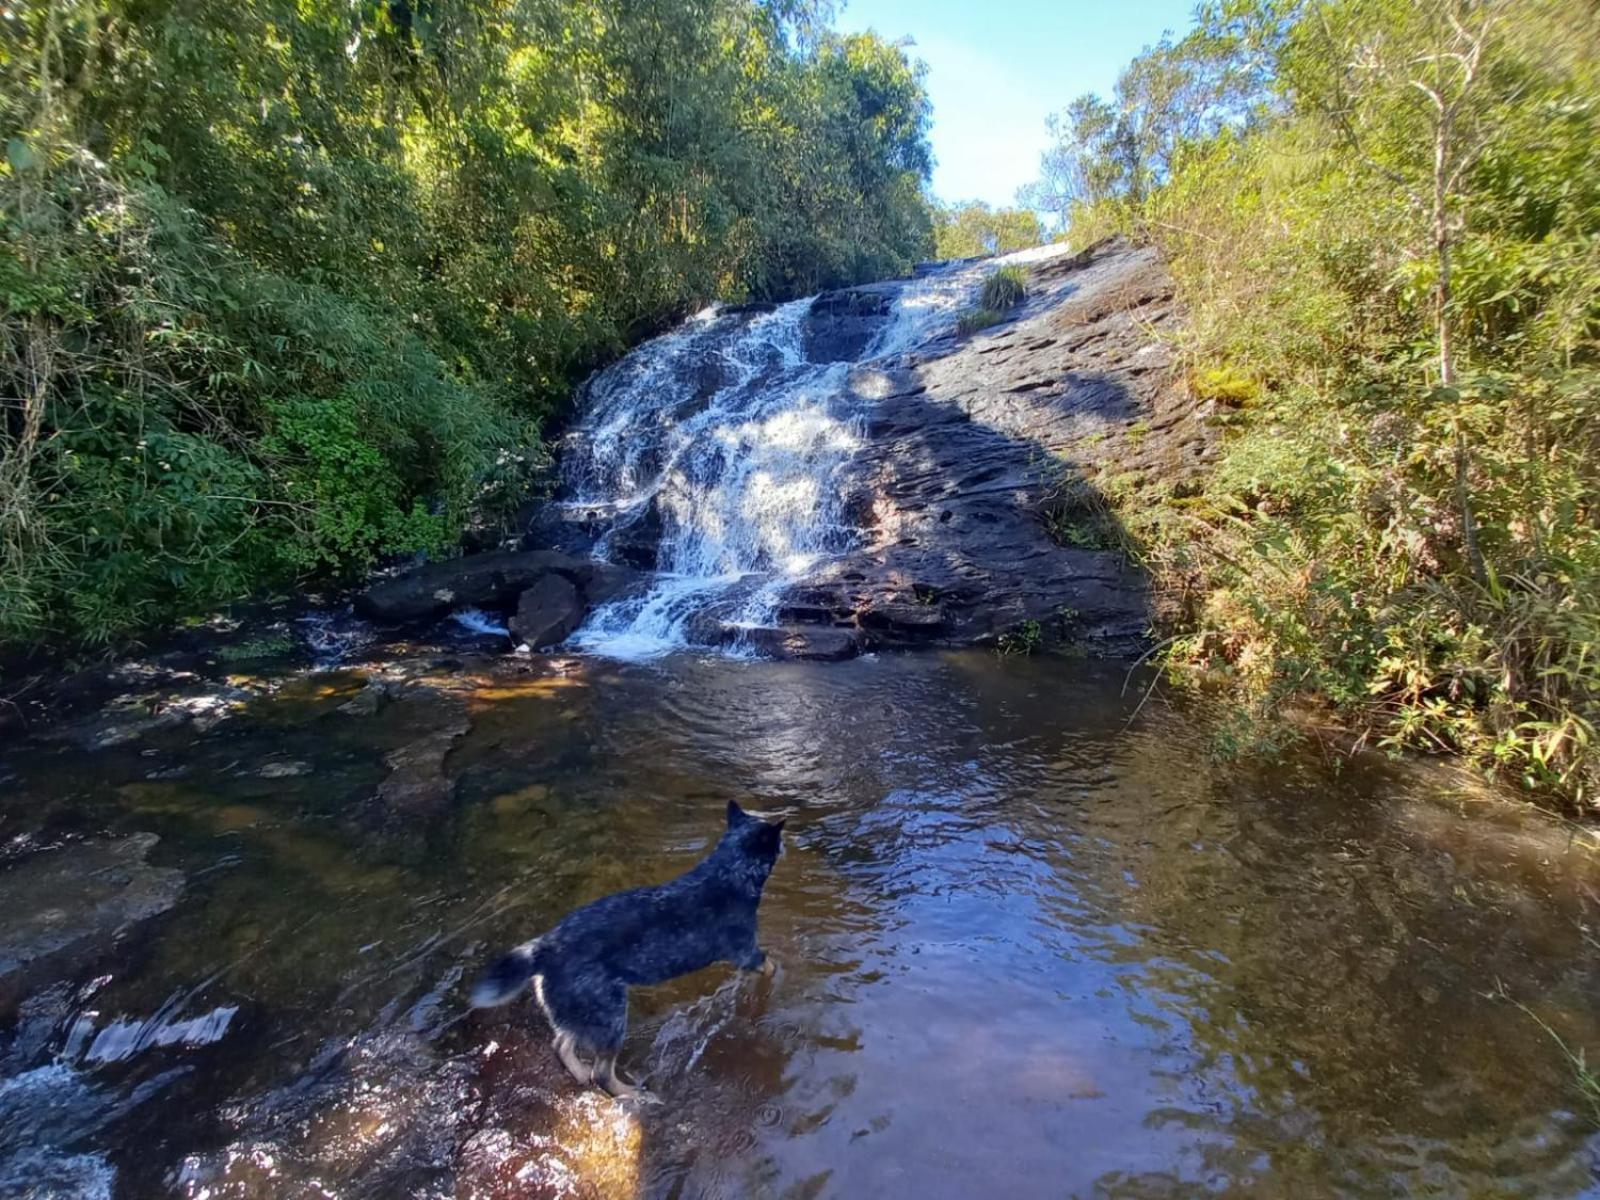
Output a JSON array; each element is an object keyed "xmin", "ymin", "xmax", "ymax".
[
  {"xmin": 773, "ymin": 818, "xmax": 787, "ymax": 833},
  {"xmin": 726, "ymin": 799, "xmax": 747, "ymax": 826}
]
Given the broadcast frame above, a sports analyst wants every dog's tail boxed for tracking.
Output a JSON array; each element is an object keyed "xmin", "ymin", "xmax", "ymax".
[{"xmin": 470, "ymin": 939, "xmax": 543, "ymax": 1008}]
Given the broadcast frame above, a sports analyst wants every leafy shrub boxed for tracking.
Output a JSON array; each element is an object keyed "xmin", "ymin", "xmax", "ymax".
[
  {"xmin": 1034, "ymin": 0, "xmax": 1600, "ymax": 811},
  {"xmin": 0, "ymin": 1, "xmax": 937, "ymax": 651}
]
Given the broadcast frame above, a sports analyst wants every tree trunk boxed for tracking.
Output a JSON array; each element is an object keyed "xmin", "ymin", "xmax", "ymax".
[{"xmin": 1435, "ymin": 102, "xmax": 1487, "ymax": 585}]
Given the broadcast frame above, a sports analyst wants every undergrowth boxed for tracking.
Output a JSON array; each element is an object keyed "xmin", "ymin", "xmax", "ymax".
[{"xmin": 1047, "ymin": 0, "xmax": 1600, "ymax": 812}]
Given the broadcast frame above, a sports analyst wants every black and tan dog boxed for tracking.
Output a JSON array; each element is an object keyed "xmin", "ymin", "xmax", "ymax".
[{"xmin": 471, "ymin": 800, "xmax": 785, "ymax": 1098}]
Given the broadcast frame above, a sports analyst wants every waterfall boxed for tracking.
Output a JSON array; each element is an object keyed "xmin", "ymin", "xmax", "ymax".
[{"xmin": 555, "ymin": 245, "xmax": 1070, "ymax": 659}]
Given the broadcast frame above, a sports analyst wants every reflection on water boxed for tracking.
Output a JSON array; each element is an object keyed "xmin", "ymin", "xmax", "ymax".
[{"xmin": 2, "ymin": 651, "xmax": 1598, "ymax": 1198}]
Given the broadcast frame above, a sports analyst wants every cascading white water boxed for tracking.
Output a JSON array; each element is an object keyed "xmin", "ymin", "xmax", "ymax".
[{"xmin": 559, "ymin": 245, "xmax": 1072, "ymax": 659}]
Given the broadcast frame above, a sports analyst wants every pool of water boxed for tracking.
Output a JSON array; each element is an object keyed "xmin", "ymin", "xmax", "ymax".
[{"xmin": 2, "ymin": 650, "xmax": 1598, "ymax": 1198}]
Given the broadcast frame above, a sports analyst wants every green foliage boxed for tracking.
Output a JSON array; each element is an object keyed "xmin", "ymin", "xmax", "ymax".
[
  {"xmin": 997, "ymin": 619, "xmax": 1043, "ymax": 657},
  {"xmin": 1192, "ymin": 364, "xmax": 1262, "ymax": 408},
  {"xmin": 955, "ymin": 307, "xmax": 1005, "ymax": 336},
  {"xmin": 0, "ymin": 0, "xmax": 934, "ymax": 649},
  {"xmin": 932, "ymin": 201, "xmax": 1044, "ymax": 259},
  {"xmin": 1031, "ymin": 0, "xmax": 1600, "ymax": 811},
  {"xmin": 215, "ymin": 632, "xmax": 297, "ymax": 663},
  {"xmin": 979, "ymin": 265, "xmax": 1028, "ymax": 311},
  {"xmin": 1042, "ymin": 472, "xmax": 1125, "ymax": 552}
]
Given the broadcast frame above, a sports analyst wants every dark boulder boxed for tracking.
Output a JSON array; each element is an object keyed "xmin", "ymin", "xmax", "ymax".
[
  {"xmin": 735, "ymin": 626, "xmax": 863, "ymax": 662},
  {"xmin": 803, "ymin": 285, "xmax": 897, "ymax": 363},
  {"xmin": 357, "ymin": 551, "xmax": 582, "ymax": 622},
  {"xmin": 356, "ymin": 550, "xmax": 644, "ymax": 626},
  {"xmin": 859, "ymin": 601, "xmax": 946, "ymax": 637},
  {"xmin": 602, "ymin": 500, "xmax": 664, "ymax": 570},
  {"xmin": 581, "ymin": 560, "xmax": 645, "ymax": 607},
  {"xmin": 509, "ymin": 574, "xmax": 585, "ymax": 649}
]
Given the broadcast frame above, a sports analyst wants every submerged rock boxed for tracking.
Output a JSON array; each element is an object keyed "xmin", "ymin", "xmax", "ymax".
[
  {"xmin": 40, "ymin": 682, "xmax": 261, "ymax": 751},
  {"xmin": 0, "ymin": 834, "xmax": 184, "ymax": 1004},
  {"xmin": 373, "ymin": 692, "xmax": 471, "ymax": 816},
  {"xmin": 337, "ymin": 678, "xmax": 392, "ymax": 717}
]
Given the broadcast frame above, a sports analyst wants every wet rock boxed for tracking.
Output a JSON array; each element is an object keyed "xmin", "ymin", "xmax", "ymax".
[
  {"xmin": 601, "ymin": 500, "xmax": 664, "ymax": 570},
  {"xmin": 48, "ymin": 704, "xmax": 188, "ymax": 750},
  {"xmin": 525, "ymin": 238, "xmax": 1202, "ymax": 658},
  {"xmin": 356, "ymin": 550, "xmax": 580, "ymax": 622},
  {"xmin": 173, "ymin": 1009, "xmax": 470, "ymax": 1200},
  {"xmin": 508, "ymin": 574, "xmax": 584, "ymax": 650},
  {"xmin": 0, "ymin": 835, "xmax": 184, "ymax": 1004},
  {"xmin": 458, "ymin": 1025, "xmax": 647, "ymax": 1198},
  {"xmin": 736, "ymin": 626, "xmax": 862, "ymax": 662},
  {"xmin": 337, "ymin": 678, "xmax": 392, "ymax": 717},
  {"xmin": 374, "ymin": 695, "xmax": 471, "ymax": 815},
  {"xmin": 859, "ymin": 601, "xmax": 946, "ymax": 637},
  {"xmin": 803, "ymin": 284, "xmax": 897, "ymax": 363},
  {"xmin": 40, "ymin": 681, "xmax": 269, "ymax": 750},
  {"xmin": 581, "ymin": 560, "xmax": 645, "ymax": 607},
  {"xmin": 785, "ymin": 239, "xmax": 1192, "ymax": 655},
  {"xmin": 356, "ymin": 549, "xmax": 644, "ymax": 636}
]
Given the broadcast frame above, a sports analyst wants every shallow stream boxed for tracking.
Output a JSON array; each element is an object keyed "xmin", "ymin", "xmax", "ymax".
[{"xmin": 3, "ymin": 648, "xmax": 1597, "ymax": 1197}]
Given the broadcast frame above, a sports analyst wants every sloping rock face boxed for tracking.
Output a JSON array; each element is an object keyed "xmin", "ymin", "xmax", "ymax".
[{"xmin": 782, "ymin": 239, "xmax": 1210, "ymax": 654}]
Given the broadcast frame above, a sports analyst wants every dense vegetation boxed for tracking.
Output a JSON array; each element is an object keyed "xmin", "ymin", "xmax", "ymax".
[
  {"xmin": 1035, "ymin": 0, "xmax": 1599, "ymax": 809},
  {"xmin": 931, "ymin": 199, "xmax": 1042, "ymax": 259},
  {"xmin": 1, "ymin": 0, "xmax": 934, "ymax": 649}
]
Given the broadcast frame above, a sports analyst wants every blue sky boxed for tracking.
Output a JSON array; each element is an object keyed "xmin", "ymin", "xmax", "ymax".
[{"xmin": 834, "ymin": 0, "xmax": 1201, "ymax": 207}]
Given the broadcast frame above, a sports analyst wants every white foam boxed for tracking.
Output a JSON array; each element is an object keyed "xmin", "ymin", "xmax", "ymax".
[
  {"xmin": 560, "ymin": 256, "xmax": 1026, "ymax": 658},
  {"xmin": 449, "ymin": 608, "xmax": 510, "ymax": 638}
]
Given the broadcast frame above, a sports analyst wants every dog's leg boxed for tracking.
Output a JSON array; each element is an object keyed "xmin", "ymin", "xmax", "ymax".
[
  {"xmin": 593, "ymin": 1052, "xmax": 653, "ymax": 1101},
  {"xmin": 736, "ymin": 946, "xmax": 775, "ymax": 978},
  {"xmin": 552, "ymin": 1031, "xmax": 592, "ymax": 1085}
]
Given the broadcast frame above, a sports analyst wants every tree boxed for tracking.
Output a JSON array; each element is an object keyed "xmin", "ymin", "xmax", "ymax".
[
  {"xmin": 0, "ymin": 0, "xmax": 935, "ymax": 648},
  {"xmin": 1022, "ymin": 8, "xmax": 1278, "ymax": 233},
  {"xmin": 1293, "ymin": 0, "xmax": 1519, "ymax": 581},
  {"xmin": 931, "ymin": 200, "xmax": 1043, "ymax": 259}
]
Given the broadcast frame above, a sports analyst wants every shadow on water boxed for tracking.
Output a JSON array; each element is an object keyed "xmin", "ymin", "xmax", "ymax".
[{"xmin": 3, "ymin": 650, "xmax": 1598, "ymax": 1197}]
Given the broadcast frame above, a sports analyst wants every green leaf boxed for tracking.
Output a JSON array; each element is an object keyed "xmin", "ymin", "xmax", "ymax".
[{"xmin": 7, "ymin": 137, "xmax": 38, "ymax": 172}]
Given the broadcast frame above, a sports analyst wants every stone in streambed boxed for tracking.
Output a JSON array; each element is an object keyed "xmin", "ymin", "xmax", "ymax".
[
  {"xmin": 736, "ymin": 626, "xmax": 862, "ymax": 662},
  {"xmin": 0, "ymin": 834, "xmax": 184, "ymax": 1004},
  {"xmin": 508, "ymin": 574, "xmax": 585, "ymax": 650},
  {"xmin": 356, "ymin": 550, "xmax": 642, "ymax": 624},
  {"xmin": 374, "ymin": 694, "xmax": 471, "ymax": 815}
]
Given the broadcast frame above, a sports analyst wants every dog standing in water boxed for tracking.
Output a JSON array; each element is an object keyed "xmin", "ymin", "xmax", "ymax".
[{"xmin": 471, "ymin": 800, "xmax": 785, "ymax": 1098}]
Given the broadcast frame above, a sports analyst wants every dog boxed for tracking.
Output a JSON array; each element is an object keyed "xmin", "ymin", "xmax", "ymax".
[{"xmin": 471, "ymin": 800, "xmax": 785, "ymax": 1098}]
